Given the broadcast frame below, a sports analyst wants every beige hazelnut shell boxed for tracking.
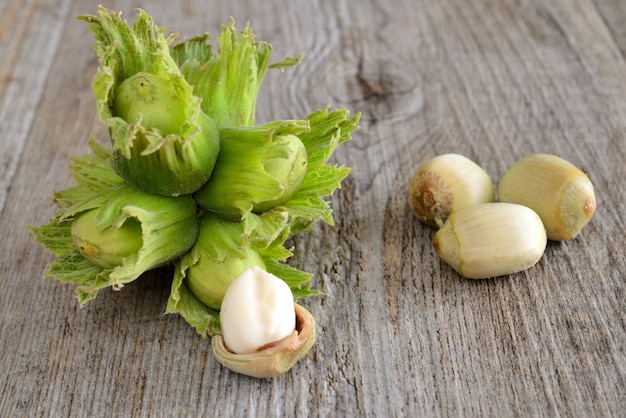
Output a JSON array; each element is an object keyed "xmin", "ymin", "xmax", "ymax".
[{"xmin": 212, "ymin": 303, "xmax": 316, "ymax": 378}]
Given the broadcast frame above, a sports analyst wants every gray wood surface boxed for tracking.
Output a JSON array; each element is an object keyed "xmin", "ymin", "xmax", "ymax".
[{"xmin": 1, "ymin": 0, "xmax": 625, "ymax": 416}]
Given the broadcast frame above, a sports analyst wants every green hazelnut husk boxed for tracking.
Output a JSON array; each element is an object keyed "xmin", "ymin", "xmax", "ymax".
[{"xmin": 183, "ymin": 215, "xmax": 267, "ymax": 310}]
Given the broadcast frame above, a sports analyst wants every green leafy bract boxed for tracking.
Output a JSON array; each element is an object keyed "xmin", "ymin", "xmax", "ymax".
[
  {"xmin": 171, "ymin": 19, "xmax": 301, "ymax": 127},
  {"xmin": 52, "ymin": 136, "xmax": 124, "ymax": 210},
  {"xmin": 194, "ymin": 119, "xmax": 311, "ymax": 219},
  {"xmin": 79, "ymin": 6, "xmax": 219, "ymax": 196},
  {"xmin": 279, "ymin": 106, "xmax": 360, "ymax": 235},
  {"xmin": 29, "ymin": 139, "xmax": 199, "ymax": 304},
  {"xmin": 193, "ymin": 106, "xmax": 359, "ymax": 234}
]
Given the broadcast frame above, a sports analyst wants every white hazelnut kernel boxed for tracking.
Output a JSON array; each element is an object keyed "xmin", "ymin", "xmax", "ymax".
[{"xmin": 220, "ymin": 266, "xmax": 296, "ymax": 354}]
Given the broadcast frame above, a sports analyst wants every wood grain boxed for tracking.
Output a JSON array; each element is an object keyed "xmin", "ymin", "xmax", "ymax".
[{"xmin": 1, "ymin": 0, "xmax": 625, "ymax": 416}]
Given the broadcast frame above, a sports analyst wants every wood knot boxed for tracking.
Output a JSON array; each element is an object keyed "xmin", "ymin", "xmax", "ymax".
[{"xmin": 314, "ymin": 57, "xmax": 423, "ymax": 128}]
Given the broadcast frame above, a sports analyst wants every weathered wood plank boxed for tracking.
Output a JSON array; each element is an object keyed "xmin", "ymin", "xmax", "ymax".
[
  {"xmin": 594, "ymin": 0, "xmax": 626, "ymax": 59},
  {"xmin": 0, "ymin": 0, "xmax": 73, "ymax": 214},
  {"xmin": 1, "ymin": 0, "xmax": 625, "ymax": 416}
]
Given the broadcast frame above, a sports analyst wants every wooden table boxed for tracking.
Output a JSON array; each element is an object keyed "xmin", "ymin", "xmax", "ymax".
[{"xmin": 2, "ymin": 0, "xmax": 625, "ymax": 416}]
